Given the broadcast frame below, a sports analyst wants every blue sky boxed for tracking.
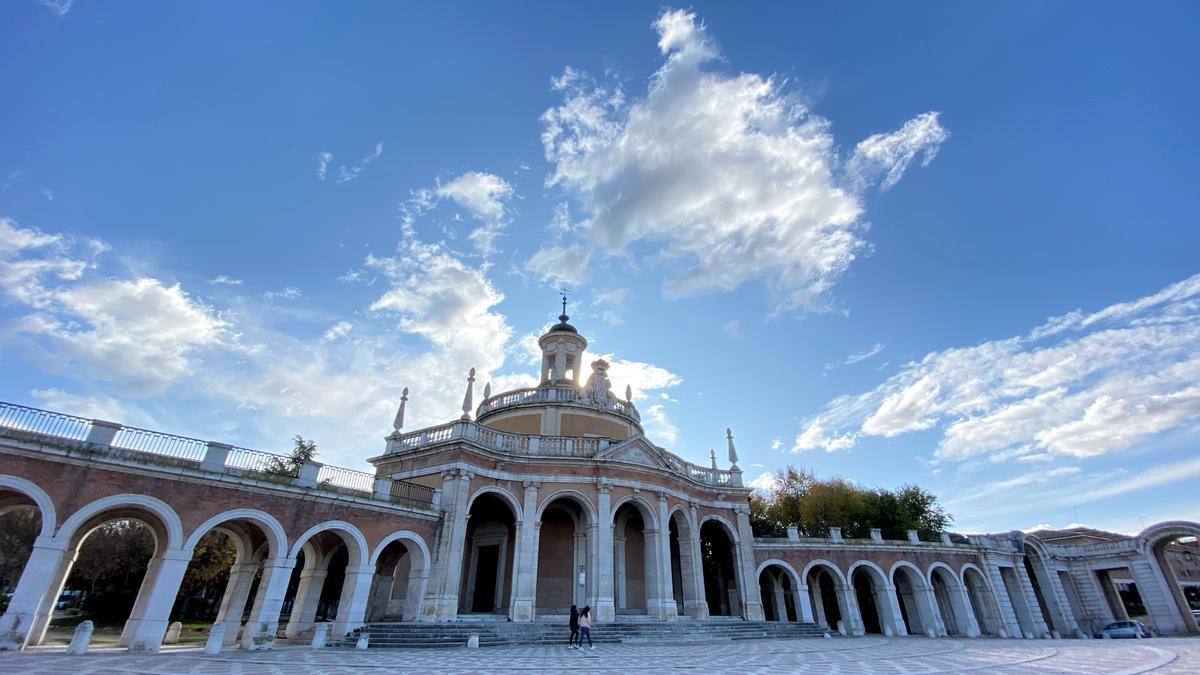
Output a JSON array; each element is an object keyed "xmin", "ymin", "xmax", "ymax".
[{"xmin": 3, "ymin": 1, "xmax": 1199, "ymax": 534}]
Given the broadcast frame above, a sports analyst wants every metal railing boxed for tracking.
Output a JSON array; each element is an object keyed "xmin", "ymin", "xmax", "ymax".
[
  {"xmin": 111, "ymin": 426, "xmax": 208, "ymax": 463},
  {"xmin": 475, "ymin": 386, "xmax": 641, "ymax": 423},
  {"xmin": 317, "ymin": 464, "xmax": 375, "ymax": 494},
  {"xmin": 225, "ymin": 446, "xmax": 293, "ymax": 475},
  {"xmin": 390, "ymin": 479, "xmax": 435, "ymax": 506},
  {"xmin": 0, "ymin": 401, "xmax": 92, "ymax": 441}
]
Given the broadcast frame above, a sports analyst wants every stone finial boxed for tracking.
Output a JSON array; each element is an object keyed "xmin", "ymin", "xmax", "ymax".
[
  {"xmin": 164, "ymin": 621, "xmax": 183, "ymax": 644},
  {"xmin": 709, "ymin": 448, "xmax": 718, "ymax": 470},
  {"xmin": 483, "ymin": 382, "xmax": 492, "ymax": 400},
  {"xmin": 392, "ymin": 387, "xmax": 409, "ymax": 432},
  {"xmin": 625, "ymin": 384, "xmax": 632, "ymax": 402},
  {"xmin": 726, "ymin": 427, "xmax": 739, "ymax": 468},
  {"xmin": 461, "ymin": 368, "xmax": 476, "ymax": 420}
]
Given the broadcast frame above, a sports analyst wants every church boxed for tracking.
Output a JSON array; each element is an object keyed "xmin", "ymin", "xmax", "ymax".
[{"xmin": 0, "ymin": 307, "xmax": 1197, "ymax": 652}]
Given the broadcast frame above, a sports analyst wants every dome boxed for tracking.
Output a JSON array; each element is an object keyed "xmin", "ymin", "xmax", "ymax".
[{"xmin": 548, "ymin": 313, "xmax": 577, "ymax": 333}]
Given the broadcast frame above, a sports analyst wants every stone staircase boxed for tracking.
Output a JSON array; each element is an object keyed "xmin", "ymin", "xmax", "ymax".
[{"xmin": 335, "ymin": 618, "xmax": 828, "ymax": 649}]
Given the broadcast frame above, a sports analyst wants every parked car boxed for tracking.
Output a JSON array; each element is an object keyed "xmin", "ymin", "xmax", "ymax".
[{"xmin": 1094, "ymin": 620, "xmax": 1150, "ymax": 639}]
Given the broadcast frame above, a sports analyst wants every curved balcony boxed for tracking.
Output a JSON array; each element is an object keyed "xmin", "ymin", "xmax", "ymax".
[{"xmin": 475, "ymin": 385, "xmax": 641, "ymax": 424}]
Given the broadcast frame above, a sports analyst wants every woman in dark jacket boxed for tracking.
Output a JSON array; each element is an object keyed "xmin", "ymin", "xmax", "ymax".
[{"xmin": 568, "ymin": 604, "xmax": 580, "ymax": 649}]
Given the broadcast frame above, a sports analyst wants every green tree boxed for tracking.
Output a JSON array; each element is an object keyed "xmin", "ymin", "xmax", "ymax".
[
  {"xmin": 264, "ymin": 435, "xmax": 318, "ymax": 478},
  {"xmin": 749, "ymin": 464, "xmax": 953, "ymax": 538}
]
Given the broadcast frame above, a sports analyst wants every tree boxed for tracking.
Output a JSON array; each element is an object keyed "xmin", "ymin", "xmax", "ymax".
[
  {"xmin": 264, "ymin": 435, "xmax": 318, "ymax": 478},
  {"xmin": 749, "ymin": 464, "xmax": 953, "ymax": 538}
]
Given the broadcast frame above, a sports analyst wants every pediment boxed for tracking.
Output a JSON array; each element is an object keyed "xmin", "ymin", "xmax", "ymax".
[{"xmin": 596, "ymin": 435, "xmax": 676, "ymax": 471}]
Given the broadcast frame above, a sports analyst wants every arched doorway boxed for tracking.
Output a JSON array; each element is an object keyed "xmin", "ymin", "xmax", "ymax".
[
  {"xmin": 805, "ymin": 562, "xmax": 849, "ymax": 633},
  {"xmin": 757, "ymin": 563, "xmax": 799, "ymax": 622},
  {"xmin": 282, "ymin": 522, "xmax": 369, "ymax": 641},
  {"xmin": 961, "ymin": 564, "xmax": 1003, "ymax": 636},
  {"xmin": 0, "ymin": 477, "xmax": 53, "ymax": 649},
  {"xmin": 536, "ymin": 496, "xmax": 590, "ymax": 615},
  {"xmin": 891, "ymin": 562, "xmax": 940, "ymax": 636},
  {"xmin": 613, "ymin": 500, "xmax": 662, "ymax": 616},
  {"xmin": 928, "ymin": 564, "xmax": 976, "ymax": 637},
  {"xmin": 699, "ymin": 520, "xmax": 739, "ymax": 617},
  {"xmin": 1138, "ymin": 522, "xmax": 1200, "ymax": 635},
  {"xmin": 460, "ymin": 493, "xmax": 517, "ymax": 615},
  {"xmin": 850, "ymin": 563, "xmax": 899, "ymax": 635},
  {"xmin": 366, "ymin": 533, "xmax": 429, "ymax": 622}
]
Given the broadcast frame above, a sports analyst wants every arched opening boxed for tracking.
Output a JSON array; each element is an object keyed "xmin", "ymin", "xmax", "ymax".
[
  {"xmin": 1143, "ymin": 524, "xmax": 1200, "ymax": 635},
  {"xmin": 536, "ymin": 497, "xmax": 589, "ymax": 614},
  {"xmin": 173, "ymin": 512, "xmax": 284, "ymax": 646},
  {"xmin": 460, "ymin": 493, "xmax": 516, "ymax": 615},
  {"xmin": 805, "ymin": 564, "xmax": 845, "ymax": 632},
  {"xmin": 962, "ymin": 565, "xmax": 1002, "ymax": 636},
  {"xmin": 891, "ymin": 564, "xmax": 933, "ymax": 635},
  {"xmin": 0, "ymin": 486, "xmax": 45, "ymax": 642},
  {"xmin": 281, "ymin": 536, "xmax": 348, "ymax": 638},
  {"xmin": 699, "ymin": 520, "xmax": 738, "ymax": 617},
  {"xmin": 1022, "ymin": 544, "xmax": 1062, "ymax": 634},
  {"xmin": 757, "ymin": 565, "xmax": 798, "ymax": 622},
  {"xmin": 366, "ymin": 535, "xmax": 428, "ymax": 622},
  {"xmin": 32, "ymin": 498, "xmax": 180, "ymax": 649},
  {"xmin": 613, "ymin": 501, "xmax": 655, "ymax": 615},
  {"xmin": 929, "ymin": 566, "xmax": 965, "ymax": 636},
  {"xmin": 851, "ymin": 567, "xmax": 885, "ymax": 634}
]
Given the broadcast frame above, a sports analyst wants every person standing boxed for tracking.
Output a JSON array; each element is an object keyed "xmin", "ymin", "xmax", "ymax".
[
  {"xmin": 568, "ymin": 604, "xmax": 580, "ymax": 649},
  {"xmin": 579, "ymin": 605, "xmax": 594, "ymax": 650}
]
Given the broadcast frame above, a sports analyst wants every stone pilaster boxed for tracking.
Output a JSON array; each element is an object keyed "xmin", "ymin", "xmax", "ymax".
[
  {"xmin": 0, "ymin": 538, "xmax": 69, "ymax": 649},
  {"xmin": 283, "ymin": 567, "xmax": 328, "ymax": 638},
  {"xmin": 510, "ymin": 480, "xmax": 540, "ymax": 622},
  {"xmin": 687, "ymin": 502, "xmax": 709, "ymax": 619},
  {"xmin": 593, "ymin": 480, "xmax": 615, "ymax": 622},
  {"xmin": 422, "ymin": 469, "xmax": 473, "ymax": 621},
  {"xmin": 733, "ymin": 505, "xmax": 764, "ymax": 621},
  {"xmin": 128, "ymin": 549, "xmax": 193, "ymax": 652},
  {"xmin": 654, "ymin": 492, "xmax": 677, "ymax": 620},
  {"xmin": 240, "ymin": 557, "xmax": 298, "ymax": 650},
  {"xmin": 217, "ymin": 562, "xmax": 261, "ymax": 644}
]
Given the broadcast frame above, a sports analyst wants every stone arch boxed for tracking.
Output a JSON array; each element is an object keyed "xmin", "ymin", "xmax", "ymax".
[
  {"xmin": 698, "ymin": 517, "xmax": 741, "ymax": 617},
  {"xmin": 804, "ymin": 560, "xmax": 853, "ymax": 633},
  {"xmin": 1133, "ymin": 520, "xmax": 1200, "ymax": 635},
  {"xmin": 927, "ymin": 562, "xmax": 976, "ymax": 637},
  {"xmin": 55, "ymin": 493, "xmax": 184, "ymax": 552},
  {"xmin": 535, "ymin": 488, "xmax": 597, "ymax": 525},
  {"xmin": 889, "ymin": 560, "xmax": 940, "ymax": 636},
  {"xmin": 960, "ymin": 562, "xmax": 1004, "ymax": 636},
  {"xmin": 756, "ymin": 559, "xmax": 805, "ymax": 623},
  {"xmin": 1020, "ymin": 535, "xmax": 1071, "ymax": 636},
  {"xmin": 365, "ymin": 530, "xmax": 431, "ymax": 622},
  {"xmin": 0, "ymin": 474, "xmax": 56, "ymax": 538},
  {"xmin": 184, "ymin": 508, "xmax": 288, "ymax": 559},
  {"xmin": 287, "ymin": 520, "xmax": 369, "ymax": 566},
  {"xmin": 699, "ymin": 514, "xmax": 740, "ymax": 543},
  {"xmin": 467, "ymin": 486, "xmax": 523, "ymax": 523},
  {"xmin": 611, "ymin": 493, "xmax": 659, "ymax": 529},
  {"xmin": 848, "ymin": 560, "xmax": 901, "ymax": 635}
]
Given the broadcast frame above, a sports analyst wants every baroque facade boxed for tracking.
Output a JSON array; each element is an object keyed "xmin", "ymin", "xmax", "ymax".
[{"xmin": 0, "ymin": 311, "xmax": 1197, "ymax": 652}]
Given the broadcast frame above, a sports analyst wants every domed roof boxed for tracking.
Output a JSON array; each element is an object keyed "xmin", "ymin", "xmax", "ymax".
[{"xmin": 548, "ymin": 313, "xmax": 577, "ymax": 334}]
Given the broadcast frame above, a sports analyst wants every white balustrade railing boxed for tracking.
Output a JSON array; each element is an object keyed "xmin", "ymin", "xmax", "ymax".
[{"xmin": 475, "ymin": 386, "xmax": 641, "ymax": 423}]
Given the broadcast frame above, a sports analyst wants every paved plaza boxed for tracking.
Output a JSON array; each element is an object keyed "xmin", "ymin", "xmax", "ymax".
[{"xmin": 2, "ymin": 637, "xmax": 1198, "ymax": 674}]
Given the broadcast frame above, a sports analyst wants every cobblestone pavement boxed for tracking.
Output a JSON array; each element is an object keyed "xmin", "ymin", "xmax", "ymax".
[{"xmin": 2, "ymin": 636, "xmax": 1198, "ymax": 674}]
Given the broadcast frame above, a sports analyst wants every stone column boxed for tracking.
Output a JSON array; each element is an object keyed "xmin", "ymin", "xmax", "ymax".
[
  {"xmin": 770, "ymin": 575, "xmax": 788, "ymax": 621},
  {"xmin": 985, "ymin": 560, "xmax": 1024, "ymax": 637},
  {"xmin": 914, "ymin": 584, "xmax": 946, "ymax": 635},
  {"xmin": 795, "ymin": 583, "xmax": 815, "ymax": 624},
  {"xmin": 1129, "ymin": 557, "xmax": 1189, "ymax": 636},
  {"xmin": 808, "ymin": 583, "xmax": 826, "ymax": 627},
  {"xmin": 0, "ymin": 538, "xmax": 69, "ymax": 649},
  {"xmin": 949, "ymin": 582, "xmax": 982, "ymax": 637},
  {"xmin": 654, "ymin": 492, "xmax": 677, "ymax": 620},
  {"xmin": 240, "ymin": 557, "xmax": 298, "ymax": 650},
  {"xmin": 877, "ymin": 583, "xmax": 907, "ymax": 636},
  {"xmin": 733, "ymin": 506, "xmax": 764, "ymax": 621},
  {"xmin": 613, "ymin": 534, "xmax": 626, "ymax": 609},
  {"xmin": 593, "ymin": 481, "xmax": 615, "ymax": 622},
  {"xmin": 841, "ymin": 582, "xmax": 866, "ymax": 635},
  {"xmin": 120, "ymin": 555, "xmax": 166, "ymax": 646},
  {"xmin": 510, "ymin": 481, "xmax": 540, "ymax": 622},
  {"xmin": 127, "ymin": 549, "xmax": 193, "ymax": 652},
  {"xmin": 216, "ymin": 562, "xmax": 260, "ymax": 645},
  {"xmin": 687, "ymin": 503, "xmax": 709, "ymax": 620},
  {"xmin": 283, "ymin": 567, "xmax": 328, "ymax": 639},
  {"xmin": 642, "ymin": 524, "xmax": 668, "ymax": 619},
  {"xmin": 1068, "ymin": 568, "xmax": 1114, "ymax": 633},
  {"xmin": 332, "ymin": 565, "xmax": 376, "ymax": 637},
  {"xmin": 1014, "ymin": 564, "xmax": 1051, "ymax": 637},
  {"xmin": 422, "ymin": 469, "xmax": 473, "ymax": 621}
]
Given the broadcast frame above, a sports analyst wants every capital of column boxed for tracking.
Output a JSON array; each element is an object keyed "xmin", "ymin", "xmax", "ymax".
[
  {"xmin": 458, "ymin": 469, "xmax": 475, "ymax": 482},
  {"xmin": 596, "ymin": 478, "xmax": 612, "ymax": 494},
  {"xmin": 523, "ymin": 480, "xmax": 541, "ymax": 490}
]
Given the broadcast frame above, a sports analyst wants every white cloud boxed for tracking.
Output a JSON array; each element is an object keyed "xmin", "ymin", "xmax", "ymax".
[
  {"xmin": 208, "ymin": 274, "xmax": 243, "ymax": 286},
  {"xmin": 34, "ymin": 0, "xmax": 73, "ymax": 17},
  {"xmin": 263, "ymin": 286, "xmax": 303, "ymax": 301},
  {"xmin": 321, "ymin": 321, "xmax": 353, "ymax": 343},
  {"xmin": 335, "ymin": 142, "xmax": 384, "ymax": 183},
  {"xmin": 595, "ymin": 287, "xmax": 629, "ymax": 305},
  {"xmin": 526, "ymin": 243, "xmax": 591, "ymax": 285},
  {"xmin": 540, "ymin": 8, "xmax": 947, "ymax": 314},
  {"xmin": 722, "ymin": 320, "xmax": 742, "ymax": 338},
  {"xmin": 435, "ymin": 171, "xmax": 514, "ymax": 254},
  {"xmin": 315, "ymin": 151, "xmax": 333, "ymax": 180},
  {"xmin": 748, "ymin": 471, "xmax": 779, "ymax": 492},
  {"xmin": 600, "ymin": 355, "xmax": 683, "ymax": 401},
  {"xmin": 40, "ymin": 188, "xmax": 54, "ymax": 202},
  {"xmin": 845, "ymin": 342, "xmax": 885, "ymax": 365},
  {"xmin": 30, "ymin": 388, "xmax": 158, "ymax": 428},
  {"xmin": 793, "ymin": 274, "xmax": 1200, "ymax": 465},
  {"xmin": 643, "ymin": 403, "xmax": 679, "ymax": 446},
  {"xmin": 600, "ymin": 310, "xmax": 623, "ymax": 326},
  {"xmin": 845, "ymin": 112, "xmax": 949, "ymax": 192}
]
